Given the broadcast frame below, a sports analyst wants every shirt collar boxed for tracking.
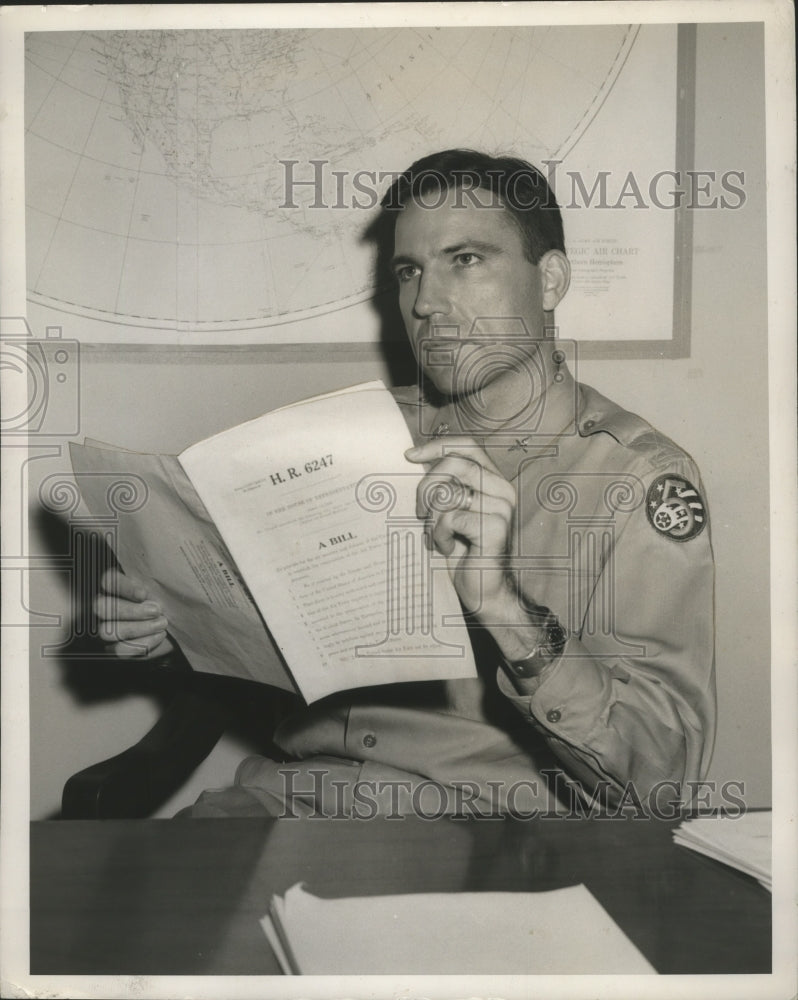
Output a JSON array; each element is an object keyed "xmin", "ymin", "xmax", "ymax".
[
  {"xmin": 419, "ymin": 367, "xmax": 581, "ymax": 481},
  {"xmin": 410, "ymin": 373, "xmax": 653, "ymax": 482}
]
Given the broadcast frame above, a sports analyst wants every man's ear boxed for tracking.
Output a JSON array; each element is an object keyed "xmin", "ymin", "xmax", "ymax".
[{"xmin": 539, "ymin": 250, "xmax": 571, "ymax": 311}]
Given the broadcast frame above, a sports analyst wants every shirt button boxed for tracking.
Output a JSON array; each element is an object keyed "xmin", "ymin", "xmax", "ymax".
[
  {"xmin": 362, "ymin": 733, "xmax": 377, "ymax": 748},
  {"xmin": 546, "ymin": 709, "xmax": 562, "ymax": 724}
]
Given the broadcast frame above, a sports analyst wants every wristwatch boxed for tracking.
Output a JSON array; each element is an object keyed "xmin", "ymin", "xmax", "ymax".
[{"xmin": 503, "ymin": 612, "xmax": 568, "ymax": 679}]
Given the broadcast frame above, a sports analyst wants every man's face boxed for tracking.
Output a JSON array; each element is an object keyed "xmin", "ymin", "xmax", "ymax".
[{"xmin": 392, "ymin": 186, "xmax": 549, "ymax": 399}]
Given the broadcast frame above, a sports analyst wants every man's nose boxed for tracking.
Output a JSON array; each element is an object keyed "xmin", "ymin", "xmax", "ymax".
[{"xmin": 413, "ymin": 269, "xmax": 451, "ymax": 318}]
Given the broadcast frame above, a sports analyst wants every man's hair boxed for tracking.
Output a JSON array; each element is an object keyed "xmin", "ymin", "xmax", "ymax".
[{"xmin": 380, "ymin": 148, "xmax": 566, "ymax": 264}]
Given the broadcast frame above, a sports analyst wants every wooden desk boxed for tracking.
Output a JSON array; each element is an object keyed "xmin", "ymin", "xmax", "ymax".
[{"xmin": 30, "ymin": 815, "xmax": 770, "ymax": 975}]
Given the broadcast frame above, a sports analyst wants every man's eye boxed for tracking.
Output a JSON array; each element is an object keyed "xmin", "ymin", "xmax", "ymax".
[
  {"xmin": 395, "ymin": 265, "xmax": 419, "ymax": 283},
  {"xmin": 455, "ymin": 252, "xmax": 480, "ymax": 267}
]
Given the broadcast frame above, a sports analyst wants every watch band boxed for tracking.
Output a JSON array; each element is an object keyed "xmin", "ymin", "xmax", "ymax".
[{"xmin": 503, "ymin": 612, "xmax": 568, "ymax": 678}]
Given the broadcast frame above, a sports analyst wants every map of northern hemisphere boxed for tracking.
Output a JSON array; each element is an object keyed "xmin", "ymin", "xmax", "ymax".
[{"xmin": 25, "ymin": 26, "xmax": 639, "ymax": 335}]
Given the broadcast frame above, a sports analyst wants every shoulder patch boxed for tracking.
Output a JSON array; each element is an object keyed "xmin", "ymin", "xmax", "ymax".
[{"xmin": 646, "ymin": 474, "xmax": 707, "ymax": 541}]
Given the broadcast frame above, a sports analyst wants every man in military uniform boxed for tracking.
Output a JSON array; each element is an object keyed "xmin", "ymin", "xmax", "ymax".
[{"xmin": 95, "ymin": 149, "xmax": 716, "ymax": 817}]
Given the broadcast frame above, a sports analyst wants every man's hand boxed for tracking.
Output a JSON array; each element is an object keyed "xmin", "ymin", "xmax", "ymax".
[
  {"xmin": 93, "ymin": 568, "xmax": 174, "ymax": 659},
  {"xmin": 405, "ymin": 436, "xmax": 516, "ymax": 618},
  {"xmin": 405, "ymin": 436, "xmax": 559, "ymax": 669}
]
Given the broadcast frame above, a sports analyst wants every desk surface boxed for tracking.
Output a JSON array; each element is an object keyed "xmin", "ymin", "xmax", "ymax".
[{"xmin": 31, "ymin": 814, "xmax": 770, "ymax": 976}]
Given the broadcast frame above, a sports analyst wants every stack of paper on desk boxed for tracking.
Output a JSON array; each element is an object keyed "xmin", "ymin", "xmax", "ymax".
[
  {"xmin": 260, "ymin": 882, "xmax": 656, "ymax": 974},
  {"xmin": 673, "ymin": 811, "xmax": 772, "ymax": 890}
]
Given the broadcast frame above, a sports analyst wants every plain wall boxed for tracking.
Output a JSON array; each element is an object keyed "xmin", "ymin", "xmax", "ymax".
[{"xmin": 27, "ymin": 22, "xmax": 771, "ymax": 817}]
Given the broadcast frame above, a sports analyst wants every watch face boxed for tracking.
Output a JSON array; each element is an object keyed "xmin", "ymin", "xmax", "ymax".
[
  {"xmin": 544, "ymin": 622, "xmax": 568, "ymax": 656},
  {"xmin": 506, "ymin": 619, "xmax": 568, "ymax": 678}
]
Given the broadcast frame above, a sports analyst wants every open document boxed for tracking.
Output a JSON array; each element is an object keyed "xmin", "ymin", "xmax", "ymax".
[
  {"xmin": 260, "ymin": 882, "xmax": 657, "ymax": 974},
  {"xmin": 70, "ymin": 381, "xmax": 476, "ymax": 702}
]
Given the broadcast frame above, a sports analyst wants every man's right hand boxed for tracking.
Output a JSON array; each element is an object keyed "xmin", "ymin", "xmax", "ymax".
[{"xmin": 93, "ymin": 568, "xmax": 174, "ymax": 660}]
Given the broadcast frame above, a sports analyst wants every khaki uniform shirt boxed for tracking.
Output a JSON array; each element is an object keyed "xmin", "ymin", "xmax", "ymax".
[{"xmin": 267, "ymin": 371, "xmax": 716, "ymax": 813}]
